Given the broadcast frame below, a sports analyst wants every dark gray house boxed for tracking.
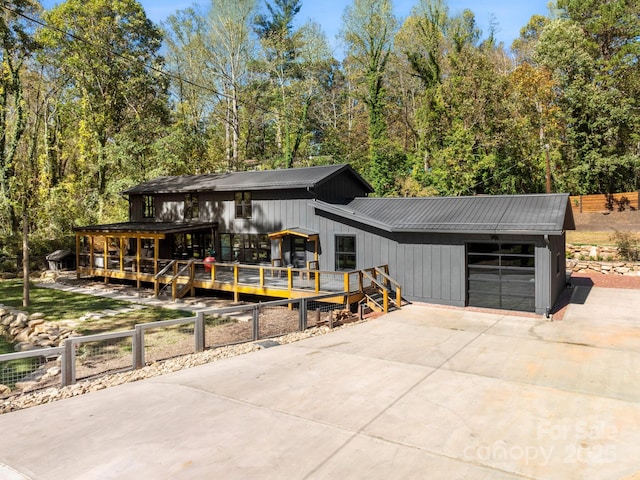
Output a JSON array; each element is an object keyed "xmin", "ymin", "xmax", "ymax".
[{"xmin": 75, "ymin": 164, "xmax": 574, "ymax": 315}]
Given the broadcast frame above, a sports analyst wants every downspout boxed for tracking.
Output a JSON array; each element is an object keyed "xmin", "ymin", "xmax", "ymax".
[{"xmin": 544, "ymin": 234, "xmax": 551, "ymax": 319}]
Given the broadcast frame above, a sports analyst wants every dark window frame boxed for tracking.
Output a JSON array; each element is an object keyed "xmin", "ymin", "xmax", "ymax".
[
  {"xmin": 219, "ymin": 233, "xmax": 270, "ymax": 263},
  {"xmin": 335, "ymin": 234, "xmax": 356, "ymax": 271},
  {"xmin": 184, "ymin": 193, "xmax": 199, "ymax": 220},
  {"xmin": 235, "ymin": 192, "xmax": 252, "ymax": 219},
  {"xmin": 143, "ymin": 195, "xmax": 154, "ymax": 219}
]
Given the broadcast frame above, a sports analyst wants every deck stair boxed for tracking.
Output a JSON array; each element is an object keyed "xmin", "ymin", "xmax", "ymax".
[
  {"xmin": 361, "ymin": 267, "xmax": 406, "ymax": 313},
  {"xmin": 156, "ymin": 260, "xmax": 196, "ymax": 300}
]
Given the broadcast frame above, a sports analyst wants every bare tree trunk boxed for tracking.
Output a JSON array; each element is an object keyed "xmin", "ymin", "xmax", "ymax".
[{"xmin": 22, "ymin": 210, "xmax": 29, "ymax": 308}]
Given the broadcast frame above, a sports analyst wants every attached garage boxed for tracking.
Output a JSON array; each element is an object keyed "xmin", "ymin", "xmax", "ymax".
[
  {"xmin": 311, "ymin": 193, "xmax": 575, "ymax": 316},
  {"xmin": 467, "ymin": 242, "xmax": 536, "ymax": 312}
]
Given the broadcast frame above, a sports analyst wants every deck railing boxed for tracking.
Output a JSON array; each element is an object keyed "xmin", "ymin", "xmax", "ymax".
[{"xmin": 76, "ymin": 255, "xmax": 396, "ymax": 306}]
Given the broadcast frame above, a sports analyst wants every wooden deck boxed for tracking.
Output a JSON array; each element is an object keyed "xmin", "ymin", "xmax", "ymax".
[{"xmin": 76, "ymin": 255, "xmax": 375, "ymax": 305}]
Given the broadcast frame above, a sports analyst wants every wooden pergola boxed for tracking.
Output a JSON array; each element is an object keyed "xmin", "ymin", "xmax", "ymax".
[
  {"xmin": 74, "ymin": 222, "xmax": 216, "ymax": 289},
  {"xmin": 268, "ymin": 227, "xmax": 319, "ymax": 269}
]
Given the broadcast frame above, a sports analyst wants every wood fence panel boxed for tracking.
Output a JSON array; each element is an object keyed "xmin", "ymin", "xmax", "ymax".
[{"xmin": 571, "ymin": 192, "xmax": 639, "ymax": 214}]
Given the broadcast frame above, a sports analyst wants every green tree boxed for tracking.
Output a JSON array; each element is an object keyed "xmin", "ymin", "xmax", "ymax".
[
  {"xmin": 254, "ymin": 0, "xmax": 303, "ymax": 168},
  {"xmin": 38, "ymin": 0, "xmax": 168, "ymax": 206},
  {"xmin": 535, "ymin": 1, "xmax": 640, "ymax": 193},
  {"xmin": 207, "ymin": 0, "xmax": 257, "ymax": 170},
  {"xmin": 163, "ymin": 8, "xmax": 212, "ymax": 174},
  {"xmin": 0, "ymin": 0, "xmax": 40, "ymax": 233},
  {"xmin": 342, "ymin": 0, "xmax": 403, "ymax": 195}
]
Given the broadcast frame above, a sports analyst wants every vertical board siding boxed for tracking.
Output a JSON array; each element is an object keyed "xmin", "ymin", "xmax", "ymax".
[
  {"xmin": 422, "ymin": 243, "xmax": 431, "ymax": 298},
  {"xmin": 413, "ymin": 244, "xmax": 424, "ymax": 298}
]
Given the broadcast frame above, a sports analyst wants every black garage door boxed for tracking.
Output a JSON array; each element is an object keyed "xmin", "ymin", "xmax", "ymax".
[{"xmin": 467, "ymin": 243, "xmax": 535, "ymax": 312}]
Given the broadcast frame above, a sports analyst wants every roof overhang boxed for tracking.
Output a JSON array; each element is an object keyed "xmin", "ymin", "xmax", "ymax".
[
  {"xmin": 311, "ymin": 196, "xmax": 573, "ymax": 236},
  {"xmin": 74, "ymin": 222, "xmax": 218, "ymax": 237},
  {"xmin": 268, "ymin": 227, "xmax": 319, "ymax": 240}
]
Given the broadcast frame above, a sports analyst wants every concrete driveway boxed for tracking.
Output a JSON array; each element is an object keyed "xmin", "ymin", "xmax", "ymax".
[{"xmin": 1, "ymin": 285, "xmax": 640, "ymax": 479}]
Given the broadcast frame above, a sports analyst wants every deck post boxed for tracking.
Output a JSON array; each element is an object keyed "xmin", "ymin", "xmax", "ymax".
[
  {"xmin": 259, "ymin": 266, "xmax": 265, "ymax": 287},
  {"xmin": 396, "ymin": 286, "xmax": 402, "ymax": 308},
  {"xmin": 119, "ymin": 237, "xmax": 125, "ymax": 271},
  {"xmin": 234, "ymin": 264, "xmax": 240, "ymax": 303},
  {"xmin": 383, "ymin": 289, "xmax": 389, "ymax": 313},
  {"xmin": 315, "ymin": 270, "xmax": 320, "ymax": 292},
  {"xmin": 287, "ymin": 266, "xmax": 293, "ymax": 294},
  {"xmin": 75, "ymin": 234, "xmax": 81, "ymax": 279},
  {"xmin": 189, "ymin": 262, "xmax": 195, "ymax": 297},
  {"xmin": 136, "ymin": 237, "xmax": 142, "ymax": 289},
  {"xmin": 103, "ymin": 236, "xmax": 109, "ymax": 284},
  {"xmin": 344, "ymin": 272, "xmax": 350, "ymax": 307}
]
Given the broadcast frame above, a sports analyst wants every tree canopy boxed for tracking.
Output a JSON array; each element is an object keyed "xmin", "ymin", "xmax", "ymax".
[{"xmin": 0, "ymin": 0, "xmax": 639, "ymax": 257}]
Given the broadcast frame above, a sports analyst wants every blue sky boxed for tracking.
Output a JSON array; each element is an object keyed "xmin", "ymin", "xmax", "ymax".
[{"xmin": 42, "ymin": 0, "xmax": 550, "ymax": 54}]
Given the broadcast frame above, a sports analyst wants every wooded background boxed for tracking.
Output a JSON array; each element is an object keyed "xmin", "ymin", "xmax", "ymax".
[{"xmin": 1, "ymin": 0, "xmax": 639, "ymax": 257}]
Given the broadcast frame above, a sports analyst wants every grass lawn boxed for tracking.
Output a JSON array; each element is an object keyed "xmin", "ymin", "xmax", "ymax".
[
  {"xmin": 0, "ymin": 279, "xmax": 190, "ymax": 336},
  {"xmin": 567, "ymin": 231, "xmax": 617, "ymax": 246}
]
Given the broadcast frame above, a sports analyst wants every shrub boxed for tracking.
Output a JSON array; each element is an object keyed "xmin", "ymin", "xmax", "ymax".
[{"xmin": 610, "ymin": 231, "xmax": 640, "ymax": 261}]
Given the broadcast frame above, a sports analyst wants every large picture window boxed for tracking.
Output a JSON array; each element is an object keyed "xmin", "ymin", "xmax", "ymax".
[
  {"xmin": 219, "ymin": 233, "xmax": 270, "ymax": 263},
  {"xmin": 235, "ymin": 192, "xmax": 252, "ymax": 219},
  {"xmin": 184, "ymin": 193, "xmax": 199, "ymax": 220},
  {"xmin": 143, "ymin": 195, "xmax": 154, "ymax": 219},
  {"xmin": 335, "ymin": 235, "xmax": 356, "ymax": 270}
]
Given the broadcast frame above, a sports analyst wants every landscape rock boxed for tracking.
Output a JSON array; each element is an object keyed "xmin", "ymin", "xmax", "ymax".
[
  {"xmin": 566, "ymin": 244, "xmax": 640, "ymax": 275},
  {"xmin": 28, "ymin": 318, "xmax": 45, "ymax": 328}
]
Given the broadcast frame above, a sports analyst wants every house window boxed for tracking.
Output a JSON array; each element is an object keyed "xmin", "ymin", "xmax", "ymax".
[
  {"xmin": 235, "ymin": 192, "xmax": 252, "ymax": 219},
  {"xmin": 185, "ymin": 193, "xmax": 199, "ymax": 220},
  {"xmin": 335, "ymin": 235, "xmax": 356, "ymax": 270},
  {"xmin": 219, "ymin": 233, "xmax": 270, "ymax": 263},
  {"xmin": 143, "ymin": 195, "xmax": 154, "ymax": 219}
]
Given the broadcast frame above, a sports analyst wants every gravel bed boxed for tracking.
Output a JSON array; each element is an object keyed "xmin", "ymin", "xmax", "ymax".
[{"xmin": 0, "ymin": 320, "xmax": 367, "ymax": 415}]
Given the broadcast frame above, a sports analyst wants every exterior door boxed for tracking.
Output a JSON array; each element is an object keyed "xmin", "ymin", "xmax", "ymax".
[
  {"xmin": 293, "ymin": 237, "xmax": 307, "ymax": 268},
  {"xmin": 467, "ymin": 243, "xmax": 535, "ymax": 312}
]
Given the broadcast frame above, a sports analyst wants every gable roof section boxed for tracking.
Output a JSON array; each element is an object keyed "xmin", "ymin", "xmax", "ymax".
[
  {"xmin": 122, "ymin": 164, "xmax": 373, "ymax": 195},
  {"xmin": 312, "ymin": 193, "xmax": 575, "ymax": 235}
]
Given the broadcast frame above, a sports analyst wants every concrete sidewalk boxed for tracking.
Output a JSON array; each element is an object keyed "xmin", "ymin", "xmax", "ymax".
[
  {"xmin": 36, "ymin": 280, "xmax": 221, "ymax": 312},
  {"xmin": 1, "ymin": 286, "xmax": 640, "ymax": 479}
]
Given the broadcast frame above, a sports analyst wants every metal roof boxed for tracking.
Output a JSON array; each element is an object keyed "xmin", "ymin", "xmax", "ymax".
[
  {"xmin": 268, "ymin": 227, "xmax": 319, "ymax": 239},
  {"xmin": 122, "ymin": 164, "xmax": 373, "ymax": 195},
  {"xmin": 312, "ymin": 194, "xmax": 575, "ymax": 235},
  {"xmin": 74, "ymin": 222, "xmax": 217, "ymax": 234}
]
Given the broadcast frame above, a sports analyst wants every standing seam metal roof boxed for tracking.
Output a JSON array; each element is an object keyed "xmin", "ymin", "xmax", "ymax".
[
  {"xmin": 121, "ymin": 164, "xmax": 373, "ymax": 194},
  {"xmin": 311, "ymin": 194, "xmax": 575, "ymax": 234}
]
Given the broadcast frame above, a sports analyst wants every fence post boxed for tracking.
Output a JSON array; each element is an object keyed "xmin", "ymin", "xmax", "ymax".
[
  {"xmin": 195, "ymin": 312, "xmax": 205, "ymax": 352},
  {"xmin": 133, "ymin": 326, "xmax": 144, "ymax": 369},
  {"xmin": 252, "ymin": 305, "xmax": 260, "ymax": 341},
  {"xmin": 299, "ymin": 298, "xmax": 307, "ymax": 331},
  {"xmin": 62, "ymin": 338, "xmax": 76, "ymax": 386}
]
